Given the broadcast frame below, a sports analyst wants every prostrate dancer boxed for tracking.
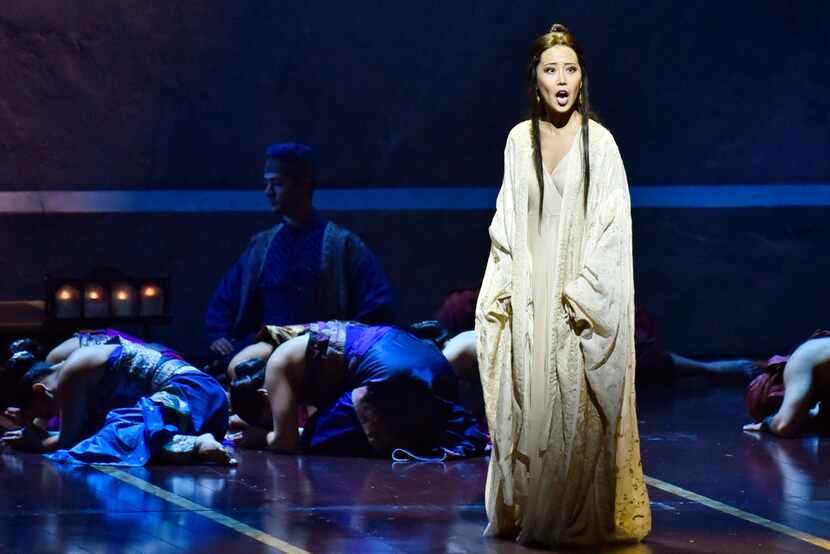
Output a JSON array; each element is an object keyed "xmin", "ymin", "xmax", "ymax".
[
  {"xmin": 1, "ymin": 339, "xmax": 233, "ymax": 466},
  {"xmin": 2, "ymin": 329, "xmax": 183, "ymax": 434},
  {"xmin": 226, "ymin": 321, "xmax": 487, "ymax": 460},
  {"xmin": 743, "ymin": 331, "xmax": 830, "ymax": 437}
]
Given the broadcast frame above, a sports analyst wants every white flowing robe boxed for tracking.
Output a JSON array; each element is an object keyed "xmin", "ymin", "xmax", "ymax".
[{"xmin": 475, "ymin": 119, "xmax": 651, "ymax": 546}]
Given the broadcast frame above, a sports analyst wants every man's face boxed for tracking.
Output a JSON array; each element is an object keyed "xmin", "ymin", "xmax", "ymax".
[{"xmin": 263, "ymin": 159, "xmax": 310, "ymax": 215}]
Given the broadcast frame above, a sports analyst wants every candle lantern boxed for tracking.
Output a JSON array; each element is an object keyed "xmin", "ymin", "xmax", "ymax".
[
  {"xmin": 140, "ymin": 283, "xmax": 165, "ymax": 316},
  {"xmin": 111, "ymin": 282, "xmax": 136, "ymax": 317},
  {"xmin": 83, "ymin": 283, "xmax": 109, "ymax": 318},
  {"xmin": 54, "ymin": 284, "xmax": 81, "ymax": 319}
]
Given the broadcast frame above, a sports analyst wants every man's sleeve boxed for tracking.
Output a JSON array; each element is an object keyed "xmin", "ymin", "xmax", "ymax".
[
  {"xmin": 345, "ymin": 234, "xmax": 397, "ymax": 324},
  {"xmin": 204, "ymin": 250, "xmax": 248, "ymax": 342}
]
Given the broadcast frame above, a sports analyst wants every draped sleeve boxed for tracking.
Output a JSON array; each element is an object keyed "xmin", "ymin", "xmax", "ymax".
[
  {"xmin": 562, "ymin": 134, "xmax": 649, "ymax": 542},
  {"xmin": 476, "ymin": 137, "xmax": 516, "ymax": 437},
  {"xmin": 475, "ymin": 135, "xmax": 523, "ymax": 531},
  {"xmin": 562, "ymin": 138, "xmax": 633, "ymax": 375}
]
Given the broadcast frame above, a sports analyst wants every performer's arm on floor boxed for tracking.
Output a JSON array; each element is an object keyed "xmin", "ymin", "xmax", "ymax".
[
  {"xmin": 49, "ymin": 348, "xmax": 110, "ymax": 451},
  {"xmin": 49, "ymin": 367, "xmax": 90, "ymax": 451},
  {"xmin": 764, "ymin": 370, "xmax": 815, "ymax": 437},
  {"xmin": 0, "ymin": 412, "xmax": 48, "ymax": 451},
  {"xmin": 264, "ymin": 335, "xmax": 308, "ymax": 453},
  {"xmin": 4, "ymin": 349, "xmax": 106, "ymax": 452}
]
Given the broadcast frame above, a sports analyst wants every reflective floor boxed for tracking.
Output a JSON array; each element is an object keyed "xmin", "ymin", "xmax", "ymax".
[{"xmin": 1, "ymin": 383, "xmax": 828, "ymax": 553}]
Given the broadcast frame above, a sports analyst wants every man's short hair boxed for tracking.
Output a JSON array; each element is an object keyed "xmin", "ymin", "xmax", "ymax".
[{"xmin": 264, "ymin": 142, "xmax": 315, "ymax": 181}]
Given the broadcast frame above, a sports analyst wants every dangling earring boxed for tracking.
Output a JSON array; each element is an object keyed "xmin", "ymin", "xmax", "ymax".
[{"xmin": 535, "ymin": 89, "xmax": 541, "ymax": 104}]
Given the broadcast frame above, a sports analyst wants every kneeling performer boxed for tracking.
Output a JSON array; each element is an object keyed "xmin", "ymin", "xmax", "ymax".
[
  {"xmin": 3, "ymin": 340, "xmax": 233, "ymax": 465},
  {"xmin": 228, "ymin": 321, "xmax": 487, "ymax": 459}
]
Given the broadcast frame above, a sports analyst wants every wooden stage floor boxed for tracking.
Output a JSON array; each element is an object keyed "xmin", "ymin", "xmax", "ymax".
[{"xmin": 1, "ymin": 383, "xmax": 828, "ymax": 553}]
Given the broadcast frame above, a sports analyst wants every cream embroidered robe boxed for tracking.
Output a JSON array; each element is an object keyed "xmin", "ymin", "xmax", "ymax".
[{"xmin": 475, "ymin": 119, "xmax": 651, "ymax": 546}]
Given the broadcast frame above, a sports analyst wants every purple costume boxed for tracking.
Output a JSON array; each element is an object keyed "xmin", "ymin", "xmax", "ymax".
[{"xmin": 258, "ymin": 322, "xmax": 487, "ymax": 460}]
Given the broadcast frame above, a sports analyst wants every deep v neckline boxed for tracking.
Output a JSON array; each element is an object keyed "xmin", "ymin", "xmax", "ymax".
[{"xmin": 542, "ymin": 125, "xmax": 581, "ymax": 179}]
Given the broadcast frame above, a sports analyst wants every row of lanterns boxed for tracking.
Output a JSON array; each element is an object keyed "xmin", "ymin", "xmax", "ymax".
[{"xmin": 52, "ymin": 281, "xmax": 166, "ymax": 319}]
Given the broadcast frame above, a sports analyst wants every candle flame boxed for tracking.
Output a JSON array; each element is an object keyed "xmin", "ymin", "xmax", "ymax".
[
  {"xmin": 57, "ymin": 288, "xmax": 75, "ymax": 300},
  {"xmin": 116, "ymin": 290, "xmax": 130, "ymax": 301},
  {"xmin": 143, "ymin": 286, "xmax": 158, "ymax": 297},
  {"xmin": 87, "ymin": 290, "xmax": 101, "ymax": 300}
]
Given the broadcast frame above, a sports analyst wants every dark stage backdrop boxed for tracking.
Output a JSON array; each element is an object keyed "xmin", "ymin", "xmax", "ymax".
[
  {"xmin": 1, "ymin": 2, "xmax": 828, "ymax": 188},
  {"xmin": 1, "ymin": 2, "xmax": 828, "ymax": 360}
]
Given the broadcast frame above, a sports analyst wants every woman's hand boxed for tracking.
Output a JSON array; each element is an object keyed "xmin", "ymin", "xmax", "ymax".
[
  {"xmin": 1, "ymin": 422, "xmax": 49, "ymax": 452},
  {"xmin": 562, "ymin": 296, "xmax": 590, "ymax": 336},
  {"xmin": 3, "ymin": 407, "xmax": 31, "ymax": 428}
]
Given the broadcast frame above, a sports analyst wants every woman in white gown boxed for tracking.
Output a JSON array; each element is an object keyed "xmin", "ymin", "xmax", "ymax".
[{"xmin": 475, "ymin": 23, "xmax": 651, "ymax": 546}]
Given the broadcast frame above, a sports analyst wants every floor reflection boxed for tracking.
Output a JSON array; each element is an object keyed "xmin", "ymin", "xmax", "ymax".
[{"xmin": 1, "ymin": 383, "xmax": 827, "ymax": 553}]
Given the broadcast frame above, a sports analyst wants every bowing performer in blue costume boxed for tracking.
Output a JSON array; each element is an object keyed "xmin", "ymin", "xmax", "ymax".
[{"xmin": 2, "ymin": 339, "xmax": 233, "ymax": 465}]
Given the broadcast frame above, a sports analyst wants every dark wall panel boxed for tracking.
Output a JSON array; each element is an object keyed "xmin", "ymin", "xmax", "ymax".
[
  {"xmin": 1, "ymin": 2, "xmax": 828, "ymax": 189},
  {"xmin": 1, "ymin": 208, "xmax": 828, "ymax": 360}
]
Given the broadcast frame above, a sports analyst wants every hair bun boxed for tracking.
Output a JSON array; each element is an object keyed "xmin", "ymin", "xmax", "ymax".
[{"xmin": 549, "ymin": 23, "xmax": 569, "ymax": 34}]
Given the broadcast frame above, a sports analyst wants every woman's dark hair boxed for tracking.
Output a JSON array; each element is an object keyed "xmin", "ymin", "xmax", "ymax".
[
  {"xmin": 229, "ymin": 358, "xmax": 269, "ymax": 427},
  {"xmin": 528, "ymin": 23, "xmax": 593, "ymax": 212}
]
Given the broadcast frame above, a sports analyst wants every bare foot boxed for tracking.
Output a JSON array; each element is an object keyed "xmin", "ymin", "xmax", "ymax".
[
  {"xmin": 706, "ymin": 359, "xmax": 761, "ymax": 377},
  {"xmin": 195, "ymin": 433, "xmax": 237, "ymax": 465}
]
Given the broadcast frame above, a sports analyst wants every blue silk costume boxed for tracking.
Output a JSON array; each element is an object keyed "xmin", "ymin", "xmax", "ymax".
[
  {"xmin": 258, "ymin": 322, "xmax": 487, "ymax": 460},
  {"xmin": 47, "ymin": 341, "xmax": 228, "ymax": 466},
  {"xmin": 204, "ymin": 217, "xmax": 396, "ymax": 349}
]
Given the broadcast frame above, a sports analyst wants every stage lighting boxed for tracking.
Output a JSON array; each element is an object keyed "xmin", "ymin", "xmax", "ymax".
[
  {"xmin": 139, "ymin": 283, "xmax": 165, "ymax": 317},
  {"xmin": 112, "ymin": 283, "xmax": 137, "ymax": 317},
  {"xmin": 45, "ymin": 272, "xmax": 170, "ymax": 323},
  {"xmin": 54, "ymin": 284, "xmax": 81, "ymax": 319},
  {"xmin": 83, "ymin": 283, "xmax": 109, "ymax": 318}
]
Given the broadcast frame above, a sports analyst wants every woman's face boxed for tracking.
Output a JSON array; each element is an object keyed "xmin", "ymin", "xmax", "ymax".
[{"xmin": 536, "ymin": 45, "xmax": 582, "ymax": 115}]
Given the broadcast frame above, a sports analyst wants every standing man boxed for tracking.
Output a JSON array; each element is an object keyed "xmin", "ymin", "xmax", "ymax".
[{"xmin": 205, "ymin": 143, "xmax": 396, "ymax": 359}]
